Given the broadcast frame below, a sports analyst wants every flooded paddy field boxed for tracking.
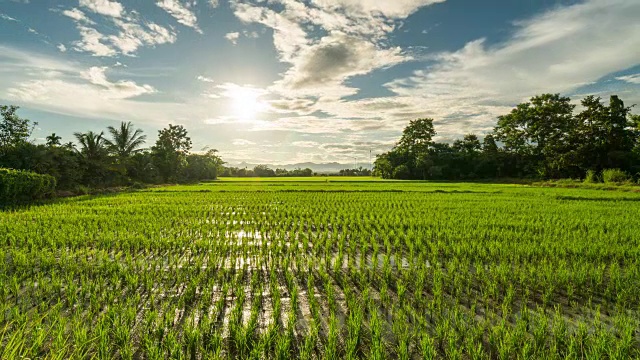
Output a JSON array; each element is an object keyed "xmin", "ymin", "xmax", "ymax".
[{"xmin": 1, "ymin": 178, "xmax": 639, "ymax": 358}]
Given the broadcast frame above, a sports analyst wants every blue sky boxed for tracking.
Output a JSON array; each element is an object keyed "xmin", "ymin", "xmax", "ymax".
[{"xmin": 1, "ymin": 0, "xmax": 639, "ymax": 165}]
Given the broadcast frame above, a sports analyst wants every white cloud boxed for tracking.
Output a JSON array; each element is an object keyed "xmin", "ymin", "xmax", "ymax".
[
  {"xmin": 73, "ymin": 25, "xmax": 117, "ymax": 57},
  {"xmin": 197, "ymin": 75, "xmax": 215, "ymax": 83},
  {"xmin": 79, "ymin": 0, "xmax": 123, "ymax": 18},
  {"xmin": 617, "ymin": 74, "xmax": 640, "ymax": 85},
  {"xmin": 379, "ymin": 0, "xmax": 640, "ymax": 138},
  {"xmin": 57, "ymin": 44, "xmax": 67, "ymax": 52},
  {"xmin": 156, "ymin": 0, "xmax": 202, "ymax": 33},
  {"xmin": 232, "ymin": 139, "xmax": 256, "ymax": 146},
  {"xmin": 80, "ymin": 66, "xmax": 156, "ymax": 99},
  {"xmin": 61, "ymin": 5, "xmax": 177, "ymax": 57},
  {"xmin": 311, "ymin": 0, "xmax": 446, "ymax": 18},
  {"xmin": 108, "ymin": 18, "xmax": 177, "ymax": 55},
  {"xmin": 0, "ymin": 13, "xmax": 19, "ymax": 22},
  {"xmin": 216, "ymin": 82, "xmax": 268, "ymax": 99},
  {"xmin": 231, "ymin": 0, "xmax": 413, "ymax": 103},
  {"xmin": 62, "ymin": 8, "xmax": 95, "ymax": 24},
  {"xmin": 225, "ymin": 32, "xmax": 240, "ymax": 45},
  {"xmin": 292, "ymin": 141, "xmax": 320, "ymax": 148},
  {"xmin": 208, "ymin": 0, "xmax": 219, "ymax": 8},
  {"xmin": 0, "ymin": 47, "xmax": 181, "ymax": 124},
  {"xmin": 275, "ymin": 32, "xmax": 406, "ymax": 98}
]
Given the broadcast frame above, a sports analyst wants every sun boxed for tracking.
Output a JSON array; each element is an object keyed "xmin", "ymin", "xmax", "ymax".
[{"xmin": 223, "ymin": 84, "xmax": 266, "ymax": 121}]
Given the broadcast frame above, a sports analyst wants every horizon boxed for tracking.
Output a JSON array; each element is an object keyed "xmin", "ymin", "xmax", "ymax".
[{"xmin": 1, "ymin": 0, "xmax": 640, "ymax": 164}]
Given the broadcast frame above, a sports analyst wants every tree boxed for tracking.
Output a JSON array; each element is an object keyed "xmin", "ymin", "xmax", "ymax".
[
  {"xmin": 46, "ymin": 133, "xmax": 62, "ymax": 147},
  {"xmin": 1, "ymin": 105, "xmax": 36, "ymax": 151},
  {"xmin": 152, "ymin": 124, "xmax": 192, "ymax": 182},
  {"xmin": 453, "ymin": 134, "xmax": 481, "ymax": 154},
  {"xmin": 494, "ymin": 94, "xmax": 577, "ymax": 177},
  {"xmin": 184, "ymin": 149, "xmax": 224, "ymax": 182},
  {"xmin": 74, "ymin": 131, "xmax": 107, "ymax": 161},
  {"xmin": 575, "ymin": 96, "xmax": 637, "ymax": 173},
  {"xmin": 392, "ymin": 164, "xmax": 411, "ymax": 180},
  {"xmin": 482, "ymin": 134, "xmax": 499, "ymax": 154},
  {"xmin": 253, "ymin": 165, "xmax": 276, "ymax": 177},
  {"xmin": 104, "ymin": 121, "xmax": 147, "ymax": 161},
  {"xmin": 374, "ymin": 154, "xmax": 393, "ymax": 179},
  {"xmin": 73, "ymin": 131, "xmax": 110, "ymax": 186},
  {"xmin": 396, "ymin": 118, "xmax": 436, "ymax": 155}
]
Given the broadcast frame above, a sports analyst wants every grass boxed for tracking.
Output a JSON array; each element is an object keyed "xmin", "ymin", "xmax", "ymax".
[{"xmin": 1, "ymin": 178, "xmax": 639, "ymax": 358}]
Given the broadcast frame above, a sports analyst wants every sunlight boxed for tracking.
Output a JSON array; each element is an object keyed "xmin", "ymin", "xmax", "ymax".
[{"xmin": 220, "ymin": 84, "xmax": 267, "ymax": 121}]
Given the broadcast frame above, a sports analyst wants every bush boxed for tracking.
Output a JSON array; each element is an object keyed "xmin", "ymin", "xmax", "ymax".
[
  {"xmin": 602, "ymin": 168, "xmax": 629, "ymax": 184},
  {"xmin": 0, "ymin": 168, "xmax": 56, "ymax": 206},
  {"xmin": 584, "ymin": 170, "xmax": 600, "ymax": 184}
]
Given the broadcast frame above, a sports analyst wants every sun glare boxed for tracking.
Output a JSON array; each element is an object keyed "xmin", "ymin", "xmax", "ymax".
[{"xmin": 223, "ymin": 84, "xmax": 266, "ymax": 121}]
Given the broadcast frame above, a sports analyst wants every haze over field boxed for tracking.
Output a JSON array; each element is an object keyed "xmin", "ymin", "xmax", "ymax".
[{"xmin": 1, "ymin": 0, "xmax": 640, "ymax": 164}]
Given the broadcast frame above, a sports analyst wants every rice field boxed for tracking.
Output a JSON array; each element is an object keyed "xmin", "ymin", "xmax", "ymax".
[{"xmin": 1, "ymin": 178, "xmax": 639, "ymax": 359}]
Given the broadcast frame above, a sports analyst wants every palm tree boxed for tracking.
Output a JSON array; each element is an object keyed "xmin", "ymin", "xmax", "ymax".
[
  {"xmin": 104, "ymin": 122, "xmax": 146, "ymax": 162},
  {"xmin": 46, "ymin": 133, "xmax": 62, "ymax": 147},
  {"xmin": 73, "ymin": 131, "xmax": 107, "ymax": 161}
]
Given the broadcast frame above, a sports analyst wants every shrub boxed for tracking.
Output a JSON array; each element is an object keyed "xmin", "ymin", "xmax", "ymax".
[
  {"xmin": 602, "ymin": 168, "xmax": 629, "ymax": 184},
  {"xmin": 0, "ymin": 168, "xmax": 56, "ymax": 206},
  {"xmin": 584, "ymin": 170, "xmax": 600, "ymax": 184}
]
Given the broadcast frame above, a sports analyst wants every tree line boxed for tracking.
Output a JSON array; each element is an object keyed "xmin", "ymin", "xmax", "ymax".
[
  {"xmin": 220, "ymin": 166, "xmax": 373, "ymax": 177},
  {"xmin": 375, "ymin": 94, "xmax": 640, "ymax": 181},
  {"xmin": 0, "ymin": 105, "xmax": 223, "ymax": 191},
  {"xmin": 221, "ymin": 165, "xmax": 314, "ymax": 177}
]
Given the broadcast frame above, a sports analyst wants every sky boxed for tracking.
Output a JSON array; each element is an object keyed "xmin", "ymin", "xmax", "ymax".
[{"xmin": 1, "ymin": 0, "xmax": 640, "ymax": 165}]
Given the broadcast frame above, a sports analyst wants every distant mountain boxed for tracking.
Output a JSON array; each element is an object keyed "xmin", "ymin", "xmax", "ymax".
[{"xmin": 228, "ymin": 161, "xmax": 367, "ymax": 173}]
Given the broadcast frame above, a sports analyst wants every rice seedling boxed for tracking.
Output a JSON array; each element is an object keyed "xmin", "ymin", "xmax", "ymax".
[{"xmin": 0, "ymin": 179, "xmax": 639, "ymax": 358}]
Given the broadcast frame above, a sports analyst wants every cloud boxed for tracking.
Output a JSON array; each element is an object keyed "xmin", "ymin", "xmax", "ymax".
[
  {"xmin": 57, "ymin": 44, "xmax": 67, "ymax": 52},
  {"xmin": 208, "ymin": 0, "xmax": 219, "ymax": 8},
  {"xmin": 215, "ymin": 82, "xmax": 268, "ymax": 99},
  {"xmin": 232, "ymin": 0, "xmax": 413, "ymax": 103},
  {"xmin": 0, "ymin": 13, "xmax": 19, "ymax": 22},
  {"xmin": 232, "ymin": 139, "xmax": 256, "ymax": 146},
  {"xmin": 79, "ymin": 0, "xmax": 123, "ymax": 18},
  {"xmin": 108, "ymin": 18, "xmax": 177, "ymax": 55},
  {"xmin": 292, "ymin": 141, "xmax": 320, "ymax": 148},
  {"xmin": 225, "ymin": 32, "xmax": 240, "ymax": 45},
  {"xmin": 381, "ymin": 0, "xmax": 640, "ymax": 138},
  {"xmin": 62, "ymin": 8, "xmax": 95, "ymax": 24},
  {"xmin": 74, "ymin": 25, "xmax": 117, "ymax": 57},
  {"xmin": 80, "ymin": 66, "xmax": 156, "ymax": 99},
  {"xmin": 197, "ymin": 75, "xmax": 215, "ymax": 83},
  {"xmin": 617, "ymin": 74, "xmax": 640, "ymax": 85},
  {"xmin": 156, "ymin": 0, "xmax": 202, "ymax": 33},
  {"xmin": 311, "ymin": 0, "xmax": 446, "ymax": 18},
  {"xmin": 275, "ymin": 32, "xmax": 406, "ymax": 97},
  {"xmin": 269, "ymin": 98, "xmax": 317, "ymax": 114},
  {"xmin": 0, "ymin": 47, "xmax": 181, "ymax": 124},
  {"xmin": 61, "ymin": 5, "xmax": 177, "ymax": 57}
]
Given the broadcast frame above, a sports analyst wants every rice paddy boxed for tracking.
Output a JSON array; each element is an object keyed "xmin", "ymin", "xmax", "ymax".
[{"xmin": 1, "ymin": 178, "xmax": 639, "ymax": 359}]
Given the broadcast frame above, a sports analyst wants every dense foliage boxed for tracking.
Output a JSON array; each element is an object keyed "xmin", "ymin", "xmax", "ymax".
[
  {"xmin": 222, "ymin": 165, "xmax": 314, "ymax": 177},
  {"xmin": 1, "ymin": 179, "xmax": 639, "ymax": 358},
  {"xmin": 0, "ymin": 168, "xmax": 56, "ymax": 206},
  {"xmin": 0, "ymin": 106, "xmax": 224, "ymax": 190},
  {"xmin": 375, "ymin": 94, "xmax": 640, "ymax": 180},
  {"xmin": 337, "ymin": 167, "xmax": 372, "ymax": 176}
]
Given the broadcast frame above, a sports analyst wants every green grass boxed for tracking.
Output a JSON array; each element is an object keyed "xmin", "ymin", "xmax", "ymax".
[{"xmin": 1, "ymin": 179, "xmax": 639, "ymax": 358}]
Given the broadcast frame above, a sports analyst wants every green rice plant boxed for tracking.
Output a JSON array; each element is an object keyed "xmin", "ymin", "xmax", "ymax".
[{"xmin": 1, "ymin": 179, "xmax": 639, "ymax": 357}]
